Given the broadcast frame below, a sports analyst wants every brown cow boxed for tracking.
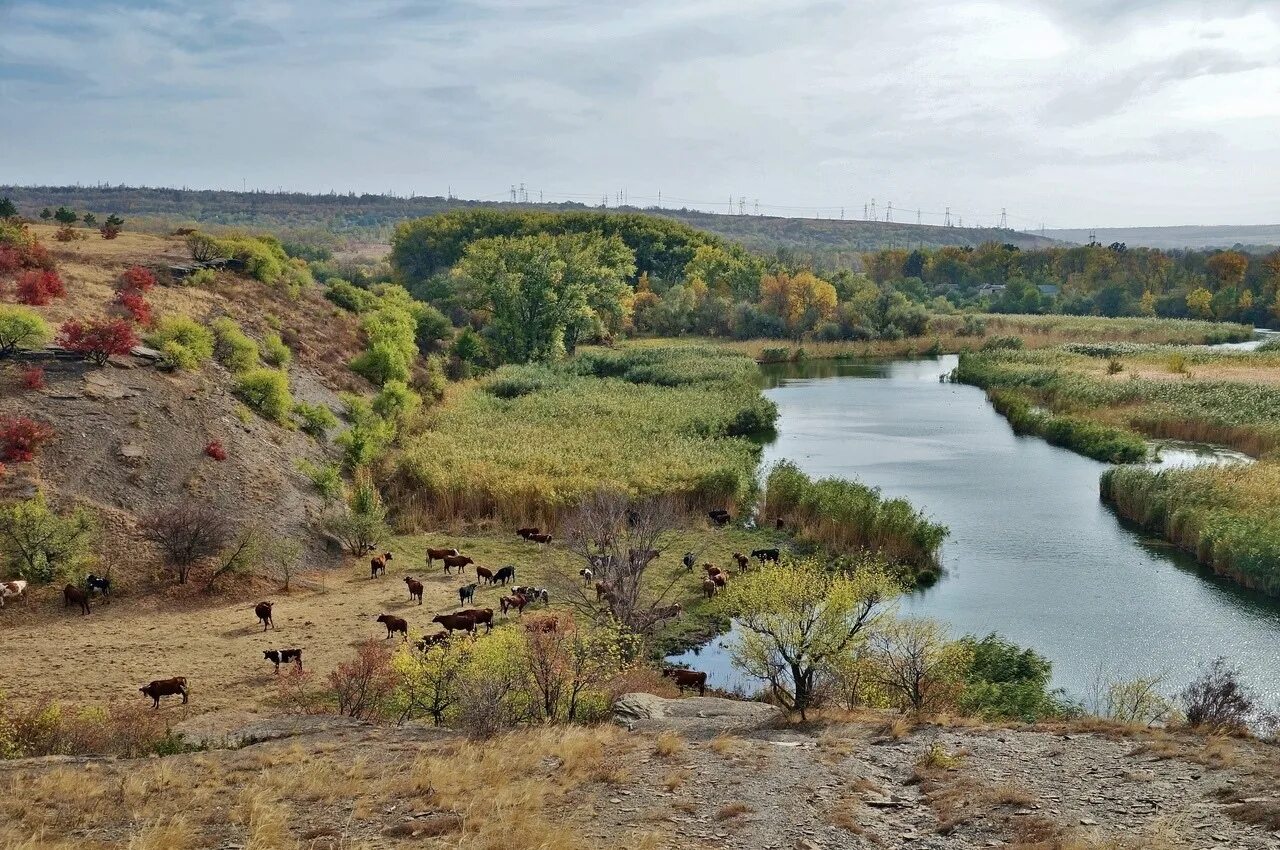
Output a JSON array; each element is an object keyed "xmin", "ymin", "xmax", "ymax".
[
  {"xmin": 370, "ymin": 551, "xmax": 392, "ymax": 578},
  {"xmin": 654, "ymin": 603, "xmax": 682, "ymax": 621},
  {"xmin": 432, "ymin": 612, "xmax": 476, "ymax": 635},
  {"xmin": 702, "ymin": 564, "xmax": 722, "ymax": 577},
  {"xmin": 702, "ymin": 577, "xmax": 716, "ymax": 599},
  {"xmin": 475, "ymin": 565, "xmax": 495, "ymax": 585},
  {"xmin": 416, "ymin": 632, "xmax": 449, "ymax": 651},
  {"xmin": 732, "ymin": 552, "xmax": 749, "ymax": 573},
  {"xmin": 377, "ymin": 613, "xmax": 409, "ymax": 639},
  {"xmin": 529, "ymin": 532, "xmax": 552, "ymax": 544},
  {"xmin": 443, "ymin": 554, "xmax": 474, "ymax": 575},
  {"xmin": 63, "ymin": 584, "xmax": 91, "ymax": 615},
  {"xmin": 404, "ymin": 576, "xmax": 424, "ymax": 605},
  {"xmin": 662, "ymin": 668, "xmax": 707, "ymax": 696},
  {"xmin": 254, "ymin": 601, "xmax": 275, "ymax": 631},
  {"xmin": 500, "ymin": 593, "xmax": 528, "ymax": 616},
  {"xmin": 457, "ymin": 607, "xmax": 494, "ymax": 633},
  {"xmin": 712, "ymin": 573, "xmax": 728, "ymax": 590},
  {"xmin": 426, "ymin": 547, "xmax": 460, "ymax": 570},
  {"xmin": 140, "ymin": 677, "xmax": 189, "ymax": 708},
  {"xmin": 594, "ymin": 581, "xmax": 610, "ymax": 601}
]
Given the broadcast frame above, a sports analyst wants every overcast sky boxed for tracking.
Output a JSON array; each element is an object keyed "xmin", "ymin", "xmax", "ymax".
[{"xmin": 2, "ymin": 0, "xmax": 1278, "ymax": 228}]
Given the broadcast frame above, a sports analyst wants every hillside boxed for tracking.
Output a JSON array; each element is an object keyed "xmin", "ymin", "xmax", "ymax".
[
  {"xmin": 0, "ymin": 186, "xmax": 1059, "ymax": 260},
  {"xmin": 1043, "ymin": 225, "xmax": 1280, "ymax": 251}
]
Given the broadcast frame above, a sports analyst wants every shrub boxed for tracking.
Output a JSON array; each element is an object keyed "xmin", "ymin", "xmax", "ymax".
[
  {"xmin": 99, "ymin": 214, "xmax": 124, "ymax": 239},
  {"xmin": 140, "ymin": 501, "xmax": 230, "ymax": 585},
  {"xmin": 20, "ymin": 367, "xmax": 44, "ymax": 390},
  {"xmin": 293, "ymin": 402, "xmax": 338, "ymax": 438},
  {"xmin": 146, "ymin": 316, "xmax": 214, "ymax": 370},
  {"xmin": 0, "ymin": 416, "xmax": 55, "ymax": 463},
  {"xmin": 57, "ymin": 318, "xmax": 139, "ymax": 365},
  {"xmin": 117, "ymin": 265, "xmax": 156, "ymax": 294},
  {"xmin": 187, "ymin": 268, "xmax": 216, "ymax": 287},
  {"xmin": 1106, "ymin": 358, "xmax": 1124, "ymax": 375},
  {"xmin": 1167, "ymin": 353, "xmax": 1188, "ymax": 374},
  {"xmin": 956, "ymin": 633, "xmax": 1071, "ymax": 721},
  {"xmin": 324, "ymin": 278, "xmax": 377, "ymax": 313},
  {"xmin": 957, "ymin": 314, "xmax": 988, "ymax": 337},
  {"xmin": 0, "ymin": 696, "xmax": 193, "ymax": 758},
  {"xmin": 0, "ymin": 492, "xmax": 96, "ymax": 583},
  {"xmin": 204, "ymin": 440, "xmax": 227, "ymax": 461},
  {"xmin": 980, "ymin": 335, "xmax": 1024, "ymax": 351},
  {"xmin": 296, "ymin": 460, "xmax": 344, "ymax": 504},
  {"xmin": 209, "ymin": 316, "xmax": 260, "ymax": 373},
  {"xmin": 1180, "ymin": 657, "xmax": 1259, "ymax": 733},
  {"xmin": 115, "ymin": 291, "xmax": 153, "ymax": 326},
  {"xmin": 322, "ymin": 468, "xmax": 389, "ymax": 555},
  {"xmin": 260, "ymin": 331, "xmax": 292, "ymax": 367},
  {"xmin": 53, "ymin": 224, "xmax": 82, "ymax": 242},
  {"xmin": 235, "ymin": 368, "xmax": 295, "ymax": 424},
  {"xmin": 329, "ymin": 641, "xmax": 398, "ymax": 721},
  {"xmin": 372, "ymin": 379, "xmax": 422, "ymax": 421},
  {"xmin": 16, "ymin": 269, "xmax": 65, "ymax": 305},
  {"xmin": 0, "ymin": 305, "xmax": 51, "ymax": 354}
]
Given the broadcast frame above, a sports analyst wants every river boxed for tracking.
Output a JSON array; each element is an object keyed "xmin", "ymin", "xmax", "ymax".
[{"xmin": 670, "ymin": 353, "xmax": 1280, "ymax": 704}]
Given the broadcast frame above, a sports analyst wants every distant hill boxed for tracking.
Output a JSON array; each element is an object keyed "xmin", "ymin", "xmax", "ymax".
[
  {"xmin": 1044, "ymin": 225, "xmax": 1280, "ymax": 251},
  {"xmin": 0, "ymin": 185, "xmax": 1059, "ymax": 262}
]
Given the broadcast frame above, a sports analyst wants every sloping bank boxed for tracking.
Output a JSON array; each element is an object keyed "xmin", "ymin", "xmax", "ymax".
[{"xmin": 956, "ymin": 344, "xmax": 1280, "ymax": 597}]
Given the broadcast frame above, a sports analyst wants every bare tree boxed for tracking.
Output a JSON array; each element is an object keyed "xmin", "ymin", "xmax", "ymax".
[
  {"xmin": 266, "ymin": 538, "xmax": 304, "ymax": 591},
  {"xmin": 205, "ymin": 525, "xmax": 265, "ymax": 591},
  {"xmin": 551, "ymin": 489, "xmax": 684, "ymax": 635},
  {"xmin": 140, "ymin": 501, "xmax": 231, "ymax": 584}
]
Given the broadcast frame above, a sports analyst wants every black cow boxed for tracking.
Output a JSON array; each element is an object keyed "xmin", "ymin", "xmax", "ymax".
[
  {"xmin": 682, "ymin": 552, "xmax": 696, "ymax": 571},
  {"xmin": 85, "ymin": 573, "xmax": 112, "ymax": 596},
  {"xmin": 140, "ymin": 677, "xmax": 189, "ymax": 708},
  {"xmin": 458, "ymin": 582, "xmax": 478, "ymax": 606},
  {"xmin": 493, "ymin": 565, "xmax": 516, "ymax": 586},
  {"xmin": 751, "ymin": 548, "xmax": 781, "ymax": 564},
  {"xmin": 263, "ymin": 648, "xmax": 303, "ymax": 673}
]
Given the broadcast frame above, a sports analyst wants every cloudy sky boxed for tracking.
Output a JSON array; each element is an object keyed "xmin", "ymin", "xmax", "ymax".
[{"xmin": 2, "ymin": 0, "xmax": 1278, "ymax": 228}]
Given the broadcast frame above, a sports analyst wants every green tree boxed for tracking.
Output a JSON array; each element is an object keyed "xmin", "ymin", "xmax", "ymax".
[
  {"xmin": 717, "ymin": 559, "xmax": 900, "ymax": 719},
  {"xmin": 39, "ymin": 208, "xmax": 52, "ymax": 221},
  {"xmin": 0, "ymin": 197, "xmax": 17, "ymax": 219},
  {"xmin": 323, "ymin": 467, "xmax": 390, "ymax": 555},
  {"xmin": 1186, "ymin": 287, "xmax": 1214, "ymax": 318},
  {"xmin": 0, "ymin": 306, "xmax": 52, "ymax": 355},
  {"xmin": 53, "ymin": 207, "xmax": 78, "ymax": 225},
  {"xmin": 456, "ymin": 232, "xmax": 634, "ymax": 364},
  {"xmin": 0, "ymin": 493, "xmax": 97, "ymax": 582},
  {"xmin": 81, "ymin": 212, "xmax": 97, "ymax": 227}
]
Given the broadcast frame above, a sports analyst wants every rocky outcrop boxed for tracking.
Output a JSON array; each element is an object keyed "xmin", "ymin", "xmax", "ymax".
[{"xmin": 613, "ymin": 692, "xmax": 784, "ymax": 737}]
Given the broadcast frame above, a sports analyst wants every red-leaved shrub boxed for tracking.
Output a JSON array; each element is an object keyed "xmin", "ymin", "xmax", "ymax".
[
  {"xmin": 118, "ymin": 266, "xmax": 156, "ymax": 294},
  {"xmin": 57, "ymin": 318, "xmax": 139, "ymax": 366},
  {"xmin": 0, "ymin": 245, "xmax": 21, "ymax": 275},
  {"xmin": 16, "ymin": 269, "xmax": 65, "ymax": 305},
  {"xmin": 204, "ymin": 440, "xmax": 227, "ymax": 461},
  {"xmin": 100, "ymin": 224, "xmax": 121, "ymax": 240},
  {"xmin": 0, "ymin": 415, "xmax": 55, "ymax": 462},
  {"xmin": 116, "ymin": 291, "xmax": 153, "ymax": 326},
  {"xmin": 21, "ymin": 367, "xmax": 45, "ymax": 390}
]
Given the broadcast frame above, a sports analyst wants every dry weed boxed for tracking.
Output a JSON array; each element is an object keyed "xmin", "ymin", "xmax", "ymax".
[
  {"xmin": 714, "ymin": 802, "xmax": 753, "ymax": 820},
  {"xmin": 708, "ymin": 733, "xmax": 741, "ymax": 755},
  {"xmin": 662, "ymin": 769, "xmax": 690, "ymax": 791},
  {"xmin": 654, "ymin": 730, "xmax": 684, "ymax": 758},
  {"xmin": 127, "ymin": 816, "xmax": 197, "ymax": 850}
]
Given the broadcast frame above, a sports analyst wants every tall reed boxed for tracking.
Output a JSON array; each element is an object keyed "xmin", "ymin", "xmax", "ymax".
[{"xmin": 760, "ymin": 460, "xmax": 948, "ymax": 579}]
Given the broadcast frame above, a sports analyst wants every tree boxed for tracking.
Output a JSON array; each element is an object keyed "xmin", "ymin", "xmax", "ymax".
[
  {"xmin": 53, "ymin": 207, "xmax": 78, "ymax": 226},
  {"xmin": 266, "ymin": 538, "xmax": 304, "ymax": 591},
  {"xmin": 1186, "ymin": 287, "xmax": 1214, "ymax": 319},
  {"xmin": 100, "ymin": 214, "xmax": 124, "ymax": 240},
  {"xmin": 394, "ymin": 638, "xmax": 473, "ymax": 725},
  {"xmin": 330, "ymin": 641, "xmax": 397, "ymax": 720},
  {"xmin": 1205, "ymin": 251, "xmax": 1248, "ymax": 292},
  {"xmin": 141, "ymin": 501, "xmax": 232, "ymax": 584},
  {"xmin": 1180, "ymin": 657, "xmax": 1260, "ymax": 733},
  {"xmin": 39, "ymin": 208, "xmax": 52, "ymax": 221},
  {"xmin": 718, "ymin": 559, "xmax": 901, "ymax": 719},
  {"xmin": 0, "ymin": 492, "xmax": 96, "ymax": 582},
  {"xmin": 759, "ymin": 271, "xmax": 838, "ymax": 340},
  {"xmin": 57, "ymin": 318, "xmax": 139, "ymax": 366},
  {"xmin": 81, "ymin": 213, "xmax": 97, "ymax": 227},
  {"xmin": 205, "ymin": 525, "xmax": 265, "ymax": 590},
  {"xmin": 869, "ymin": 618, "xmax": 971, "ymax": 714},
  {"xmin": 521, "ymin": 614, "xmax": 630, "ymax": 722},
  {"xmin": 0, "ymin": 198, "xmax": 17, "ymax": 219},
  {"xmin": 0, "ymin": 306, "xmax": 51, "ymax": 355},
  {"xmin": 322, "ymin": 467, "xmax": 389, "ymax": 555},
  {"xmin": 455, "ymin": 232, "xmax": 634, "ymax": 364}
]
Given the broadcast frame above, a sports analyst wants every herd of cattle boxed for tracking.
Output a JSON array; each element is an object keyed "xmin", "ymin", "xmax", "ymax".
[{"xmin": 2, "ymin": 519, "xmax": 784, "ymax": 709}]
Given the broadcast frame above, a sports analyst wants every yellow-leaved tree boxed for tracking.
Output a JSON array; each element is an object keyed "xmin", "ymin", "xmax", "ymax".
[
  {"xmin": 716, "ymin": 558, "xmax": 900, "ymax": 719},
  {"xmin": 1186, "ymin": 287, "xmax": 1214, "ymax": 319},
  {"xmin": 759, "ymin": 271, "xmax": 838, "ymax": 341}
]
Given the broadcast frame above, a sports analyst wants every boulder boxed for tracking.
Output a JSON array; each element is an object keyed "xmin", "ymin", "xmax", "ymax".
[{"xmin": 613, "ymin": 693, "xmax": 784, "ymax": 737}]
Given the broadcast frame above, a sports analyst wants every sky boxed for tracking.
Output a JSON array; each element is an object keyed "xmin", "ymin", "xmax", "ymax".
[{"xmin": 2, "ymin": 0, "xmax": 1279, "ymax": 229}]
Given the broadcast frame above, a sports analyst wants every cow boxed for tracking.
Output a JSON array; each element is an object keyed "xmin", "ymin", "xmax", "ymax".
[
  {"xmin": 662, "ymin": 668, "xmax": 707, "ymax": 697},
  {"xmin": 712, "ymin": 572, "xmax": 728, "ymax": 590},
  {"xmin": 579, "ymin": 568, "xmax": 593, "ymax": 585},
  {"xmin": 751, "ymin": 548, "xmax": 781, "ymax": 565},
  {"xmin": 432, "ymin": 612, "xmax": 476, "ymax": 635},
  {"xmin": 628, "ymin": 548, "xmax": 659, "ymax": 567},
  {"xmin": 501, "ymin": 594, "xmax": 528, "ymax": 616},
  {"xmin": 63, "ymin": 584, "xmax": 90, "ymax": 615},
  {"xmin": 516, "ymin": 527, "xmax": 540, "ymax": 540},
  {"xmin": 404, "ymin": 576, "xmax": 424, "ymax": 605},
  {"xmin": 588, "ymin": 554, "xmax": 614, "ymax": 571},
  {"xmin": 458, "ymin": 582, "xmax": 478, "ymax": 606},
  {"xmin": 493, "ymin": 565, "xmax": 516, "ymax": 586},
  {"xmin": 85, "ymin": 573, "xmax": 112, "ymax": 596},
  {"xmin": 475, "ymin": 565, "xmax": 494, "ymax": 585},
  {"xmin": 702, "ymin": 564, "xmax": 723, "ymax": 577},
  {"xmin": 140, "ymin": 677, "xmax": 189, "ymax": 708},
  {"xmin": 254, "ymin": 601, "xmax": 275, "ymax": 631},
  {"xmin": 377, "ymin": 614, "xmax": 409, "ymax": 640},
  {"xmin": 427, "ymin": 547, "xmax": 460, "ymax": 570},
  {"xmin": 702, "ymin": 577, "xmax": 716, "ymax": 599},
  {"xmin": 457, "ymin": 607, "xmax": 494, "ymax": 633},
  {"xmin": 523, "ymin": 614, "xmax": 559, "ymax": 634},
  {"xmin": 654, "ymin": 603, "xmax": 682, "ymax": 622},
  {"xmin": 370, "ymin": 551, "xmax": 392, "ymax": 578},
  {"xmin": 708, "ymin": 509, "xmax": 731, "ymax": 526},
  {"xmin": 732, "ymin": 552, "xmax": 750, "ymax": 573},
  {"xmin": 416, "ymin": 632, "xmax": 449, "ymax": 652},
  {"xmin": 595, "ymin": 581, "xmax": 611, "ymax": 601},
  {"xmin": 529, "ymin": 532, "xmax": 552, "ymax": 544},
  {"xmin": 513, "ymin": 586, "xmax": 548, "ymax": 604},
  {"xmin": 682, "ymin": 552, "xmax": 696, "ymax": 571},
  {"xmin": 0, "ymin": 579, "xmax": 28, "ymax": 607},
  {"xmin": 443, "ymin": 554, "xmax": 473, "ymax": 575},
  {"xmin": 263, "ymin": 648, "xmax": 303, "ymax": 674}
]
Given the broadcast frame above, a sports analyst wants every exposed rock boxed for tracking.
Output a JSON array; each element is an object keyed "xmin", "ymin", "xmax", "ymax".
[
  {"xmin": 84, "ymin": 372, "xmax": 141, "ymax": 400},
  {"xmin": 117, "ymin": 443, "xmax": 145, "ymax": 461},
  {"xmin": 173, "ymin": 711, "xmax": 373, "ymax": 748},
  {"xmin": 613, "ymin": 692, "xmax": 784, "ymax": 737}
]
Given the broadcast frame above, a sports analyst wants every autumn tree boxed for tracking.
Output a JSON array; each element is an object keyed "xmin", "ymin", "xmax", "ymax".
[
  {"xmin": 1186, "ymin": 287, "xmax": 1214, "ymax": 319},
  {"xmin": 57, "ymin": 318, "xmax": 139, "ymax": 366},
  {"xmin": 869, "ymin": 618, "xmax": 972, "ymax": 714},
  {"xmin": 1205, "ymin": 251, "xmax": 1247, "ymax": 292},
  {"xmin": 759, "ymin": 270, "xmax": 838, "ymax": 340},
  {"xmin": 717, "ymin": 559, "xmax": 901, "ymax": 719}
]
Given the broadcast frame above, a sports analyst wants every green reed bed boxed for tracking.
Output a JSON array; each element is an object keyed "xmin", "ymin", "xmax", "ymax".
[
  {"xmin": 1101, "ymin": 462, "xmax": 1280, "ymax": 597},
  {"xmin": 391, "ymin": 346, "xmax": 776, "ymax": 526},
  {"xmin": 759, "ymin": 460, "xmax": 948, "ymax": 581}
]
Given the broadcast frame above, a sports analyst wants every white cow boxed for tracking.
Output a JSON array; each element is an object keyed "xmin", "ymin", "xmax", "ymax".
[{"xmin": 0, "ymin": 579, "xmax": 28, "ymax": 607}]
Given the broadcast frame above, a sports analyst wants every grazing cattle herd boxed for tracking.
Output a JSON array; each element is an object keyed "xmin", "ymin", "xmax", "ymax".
[{"xmin": 2, "ymin": 511, "xmax": 782, "ymax": 712}]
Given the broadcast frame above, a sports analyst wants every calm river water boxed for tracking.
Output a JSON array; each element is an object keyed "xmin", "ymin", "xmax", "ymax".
[{"xmin": 671, "ymin": 354, "xmax": 1280, "ymax": 703}]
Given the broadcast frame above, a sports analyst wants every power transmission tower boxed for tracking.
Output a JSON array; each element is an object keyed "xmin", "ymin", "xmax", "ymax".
[
  {"xmin": 944, "ymin": 207, "xmax": 952, "ymax": 227},
  {"xmin": 519, "ymin": 182, "xmax": 526, "ymax": 202},
  {"xmin": 863, "ymin": 203, "xmax": 868, "ymax": 219},
  {"xmin": 958, "ymin": 216, "xmax": 963, "ymax": 228},
  {"xmin": 840, "ymin": 207, "xmax": 844, "ymax": 220},
  {"xmin": 658, "ymin": 190, "xmax": 662, "ymax": 207},
  {"xmin": 886, "ymin": 201, "xmax": 893, "ymax": 222},
  {"xmin": 999, "ymin": 208, "xmax": 1008, "ymax": 229},
  {"xmin": 510, "ymin": 185, "xmax": 517, "ymax": 202},
  {"xmin": 738, "ymin": 197, "xmax": 746, "ymax": 215},
  {"xmin": 754, "ymin": 199, "xmax": 759, "ymax": 215},
  {"xmin": 917, "ymin": 209, "xmax": 922, "ymax": 225},
  {"xmin": 539, "ymin": 190, "xmax": 543, "ymax": 203},
  {"xmin": 870, "ymin": 198, "xmax": 877, "ymax": 220}
]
